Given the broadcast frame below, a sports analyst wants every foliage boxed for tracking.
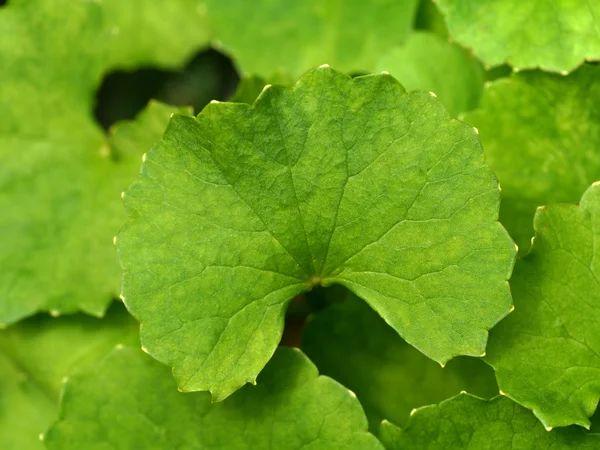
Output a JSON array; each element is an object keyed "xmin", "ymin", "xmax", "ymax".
[{"xmin": 2, "ymin": 0, "xmax": 600, "ymax": 448}]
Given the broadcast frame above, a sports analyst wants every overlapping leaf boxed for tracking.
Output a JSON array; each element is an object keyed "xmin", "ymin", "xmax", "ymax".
[
  {"xmin": 303, "ymin": 292, "xmax": 498, "ymax": 431},
  {"xmin": 0, "ymin": 0, "xmax": 208, "ymax": 324},
  {"xmin": 0, "ymin": 303, "xmax": 138, "ymax": 450},
  {"xmin": 485, "ymin": 183, "xmax": 600, "ymax": 429},
  {"xmin": 118, "ymin": 66, "xmax": 515, "ymax": 400},
  {"xmin": 376, "ymin": 31, "xmax": 484, "ymax": 117},
  {"xmin": 436, "ymin": 0, "xmax": 600, "ymax": 72},
  {"xmin": 464, "ymin": 65, "xmax": 600, "ymax": 251},
  {"xmin": 205, "ymin": 0, "xmax": 419, "ymax": 80},
  {"xmin": 45, "ymin": 346, "xmax": 382, "ymax": 450},
  {"xmin": 379, "ymin": 394, "xmax": 600, "ymax": 449}
]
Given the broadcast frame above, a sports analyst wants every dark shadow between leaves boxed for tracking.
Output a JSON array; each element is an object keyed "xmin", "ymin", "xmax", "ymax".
[{"xmin": 94, "ymin": 49, "xmax": 239, "ymax": 130}]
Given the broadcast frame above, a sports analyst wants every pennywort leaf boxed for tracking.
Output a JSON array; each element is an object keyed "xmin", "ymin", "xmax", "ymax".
[
  {"xmin": 0, "ymin": 0, "xmax": 207, "ymax": 324},
  {"xmin": 45, "ymin": 346, "xmax": 383, "ymax": 450},
  {"xmin": 205, "ymin": 0, "xmax": 420, "ymax": 80},
  {"xmin": 464, "ymin": 65, "xmax": 600, "ymax": 251},
  {"xmin": 485, "ymin": 182, "xmax": 600, "ymax": 429},
  {"xmin": 379, "ymin": 394, "xmax": 600, "ymax": 449},
  {"xmin": 303, "ymin": 292, "xmax": 498, "ymax": 432},
  {"xmin": 0, "ymin": 303, "xmax": 138, "ymax": 450},
  {"xmin": 436, "ymin": 0, "xmax": 600, "ymax": 73},
  {"xmin": 117, "ymin": 66, "xmax": 516, "ymax": 400},
  {"xmin": 377, "ymin": 31, "xmax": 484, "ymax": 117}
]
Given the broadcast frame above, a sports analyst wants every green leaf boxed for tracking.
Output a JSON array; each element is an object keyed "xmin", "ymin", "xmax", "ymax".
[
  {"xmin": 118, "ymin": 66, "xmax": 516, "ymax": 400},
  {"xmin": 0, "ymin": 302, "xmax": 138, "ymax": 450},
  {"xmin": 376, "ymin": 31, "xmax": 485, "ymax": 117},
  {"xmin": 379, "ymin": 394, "xmax": 600, "ymax": 449},
  {"xmin": 415, "ymin": 0, "xmax": 448, "ymax": 38},
  {"xmin": 485, "ymin": 183, "xmax": 600, "ymax": 429},
  {"xmin": 463, "ymin": 65, "xmax": 600, "ymax": 252},
  {"xmin": 229, "ymin": 74, "xmax": 269, "ymax": 105},
  {"xmin": 0, "ymin": 62, "xmax": 193, "ymax": 326},
  {"xmin": 45, "ymin": 346, "xmax": 383, "ymax": 450},
  {"xmin": 303, "ymin": 292, "xmax": 499, "ymax": 432},
  {"xmin": 206, "ymin": 0, "xmax": 420, "ymax": 80},
  {"xmin": 435, "ymin": 0, "xmax": 600, "ymax": 73},
  {"xmin": 0, "ymin": 0, "xmax": 208, "ymax": 324}
]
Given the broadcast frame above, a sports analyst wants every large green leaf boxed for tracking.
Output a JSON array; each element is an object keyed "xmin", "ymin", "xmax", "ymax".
[
  {"xmin": 45, "ymin": 346, "xmax": 383, "ymax": 450},
  {"xmin": 205, "ymin": 0, "xmax": 420, "ymax": 80},
  {"xmin": 118, "ymin": 66, "xmax": 516, "ymax": 400},
  {"xmin": 376, "ymin": 31, "xmax": 484, "ymax": 117},
  {"xmin": 303, "ymin": 292, "xmax": 498, "ymax": 432},
  {"xmin": 436, "ymin": 0, "xmax": 600, "ymax": 73},
  {"xmin": 485, "ymin": 183, "xmax": 600, "ymax": 429},
  {"xmin": 464, "ymin": 65, "xmax": 600, "ymax": 252},
  {"xmin": 379, "ymin": 394, "xmax": 600, "ymax": 449},
  {"xmin": 0, "ymin": 303, "xmax": 138, "ymax": 450},
  {"xmin": 0, "ymin": 0, "xmax": 208, "ymax": 325}
]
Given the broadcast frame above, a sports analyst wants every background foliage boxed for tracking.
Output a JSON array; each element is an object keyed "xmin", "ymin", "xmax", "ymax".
[{"xmin": 2, "ymin": 0, "xmax": 600, "ymax": 448}]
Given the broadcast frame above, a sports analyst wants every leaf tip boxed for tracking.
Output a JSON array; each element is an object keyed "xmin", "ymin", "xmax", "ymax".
[
  {"xmin": 509, "ymin": 304, "xmax": 515, "ymax": 313},
  {"xmin": 380, "ymin": 70, "xmax": 390, "ymax": 75},
  {"xmin": 119, "ymin": 294, "xmax": 125, "ymax": 302},
  {"xmin": 113, "ymin": 235, "xmax": 117, "ymax": 246},
  {"xmin": 498, "ymin": 389, "xmax": 505, "ymax": 396},
  {"xmin": 472, "ymin": 126, "xmax": 479, "ymax": 135},
  {"xmin": 544, "ymin": 425, "xmax": 553, "ymax": 432},
  {"xmin": 347, "ymin": 389, "xmax": 357, "ymax": 399},
  {"xmin": 318, "ymin": 63, "xmax": 331, "ymax": 69},
  {"xmin": 559, "ymin": 70, "xmax": 569, "ymax": 76},
  {"xmin": 261, "ymin": 84, "xmax": 272, "ymax": 94},
  {"xmin": 410, "ymin": 408, "xmax": 418, "ymax": 416},
  {"xmin": 210, "ymin": 100, "xmax": 220, "ymax": 104},
  {"xmin": 50, "ymin": 309, "xmax": 60, "ymax": 318},
  {"xmin": 513, "ymin": 67, "xmax": 522, "ymax": 73},
  {"xmin": 140, "ymin": 345, "xmax": 148, "ymax": 354},
  {"xmin": 142, "ymin": 152, "xmax": 147, "ymax": 163},
  {"xmin": 120, "ymin": 191, "xmax": 125, "ymax": 199},
  {"xmin": 479, "ymin": 351, "xmax": 486, "ymax": 357},
  {"xmin": 428, "ymin": 91, "xmax": 437, "ymax": 98}
]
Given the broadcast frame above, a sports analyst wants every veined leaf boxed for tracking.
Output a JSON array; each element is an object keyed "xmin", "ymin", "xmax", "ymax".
[
  {"xmin": 205, "ymin": 0, "xmax": 420, "ymax": 80},
  {"xmin": 45, "ymin": 346, "xmax": 383, "ymax": 450},
  {"xmin": 118, "ymin": 66, "xmax": 516, "ymax": 400},
  {"xmin": 0, "ymin": 303, "xmax": 138, "ymax": 450},
  {"xmin": 379, "ymin": 394, "xmax": 600, "ymax": 449},
  {"xmin": 464, "ymin": 65, "xmax": 600, "ymax": 252},
  {"xmin": 436, "ymin": 0, "xmax": 600, "ymax": 73},
  {"xmin": 0, "ymin": 0, "xmax": 207, "ymax": 324},
  {"xmin": 303, "ymin": 292, "xmax": 498, "ymax": 432},
  {"xmin": 377, "ymin": 31, "xmax": 484, "ymax": 117},
  {"xmin": 485, "ymin": 182, "xmax": 600, "ymax": 428}
]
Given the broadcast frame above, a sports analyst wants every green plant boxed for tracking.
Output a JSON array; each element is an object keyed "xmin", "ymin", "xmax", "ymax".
[{"xmin": 2, "ymin": 1, "xmax": 600, "ymax": 449}]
